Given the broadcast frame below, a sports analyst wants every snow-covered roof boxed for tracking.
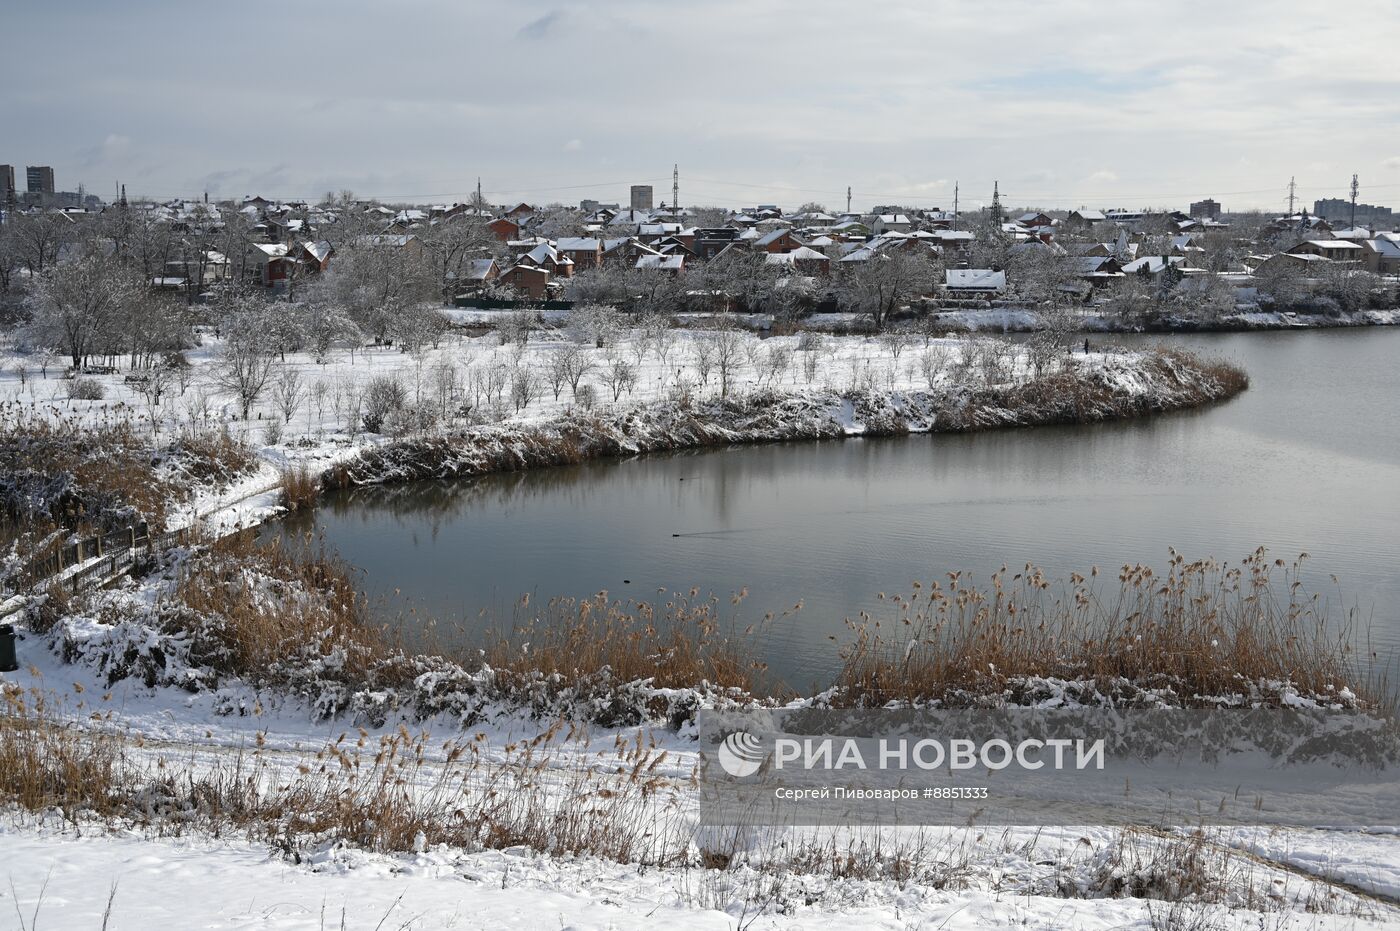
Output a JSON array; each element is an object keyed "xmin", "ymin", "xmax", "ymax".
[
  {"xmin": 524, "ymin": 243, "xmax": 567, "ymax": 266},
  {"xmin": 464, "ymin": 258, "xmax": 497, "ymax": 280},
  {"xmin": 765, "ymin": 246, "xmax": 829, "ymax": 266},
  {"xmin": 1298, "ymin": 239, "xmax": 1362, "ymax": 250},
  {"xmin": 754, "ymin": 227, "xmax": 793, "ymax": 247},
  {"xmin": 608, "ymin": 209, "xmax": 653, "ymax": 226},
  {"xmin": 636, "ymin": 254, "xmax": 683, "ymax": 271},
  {"xmin": 945, "ymin": 268, "xmax": 1006, "ymax": 290},
  {"xmin": 1121, "ymin": 255, "xmax": 1185, "ymax": 274},
  {"xmin": 1069, "ymin": 256, "xmax": 1121, "ymax": 275},
  {"xmin": 555, "ymin": 237, "xmax": 602, "ymax": 251},
  {"xmin": 301, "ymin": 240, "xmax": 332, "ymax": 263}
]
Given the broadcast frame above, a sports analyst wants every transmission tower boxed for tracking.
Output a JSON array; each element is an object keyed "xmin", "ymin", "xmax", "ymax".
[
  {"xmin": 1350, "ymin": 173, "xmax": 1359, "ymax": 229},
  {"xmin": 953, "ymin": 181, "xmax": 959, "ymax": 229},
  {"xmin": 1287, "ymin": 176, "xmax": 1297, "ymax": 215},
  {"xmin": 846, "ymin": 185, "xmax": 851, "ymax": 213},
  {"xmin": 672, "ymin": 164, "xmax": 680, "ymax": 219}
]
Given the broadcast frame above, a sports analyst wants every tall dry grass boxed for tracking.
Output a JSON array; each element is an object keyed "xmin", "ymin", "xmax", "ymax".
[
  {"xmin": 0, "ymin": 683, "xmax": 685, "ymax": 864},
  {"xmin": 169, "ymin": 532, "xmax": 392, "ymax": 688},
  {"xmin": 833, "ymin": 548, "xmax": 1382, "ymax": 709},
  {"xmin": 484, "ymin": 590, "xmax": 764, "ymax": 698},
  {"xmin": 2, "ymin": 685, "xmax": 1369, "ymax": 917},
  {"xmin": 278, "ymin": 464, "xmax": 322, "ymax": 511}
]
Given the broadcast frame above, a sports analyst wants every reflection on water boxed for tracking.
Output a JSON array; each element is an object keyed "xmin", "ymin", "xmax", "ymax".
[{"xmin": 274, "ymin": 329, "xmax": 1400, "ymax": 692}]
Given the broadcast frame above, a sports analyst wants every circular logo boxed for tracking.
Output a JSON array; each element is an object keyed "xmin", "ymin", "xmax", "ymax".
[{"xmin": 717, "ymin": 731, "xmax": 766, "ymax": 778}]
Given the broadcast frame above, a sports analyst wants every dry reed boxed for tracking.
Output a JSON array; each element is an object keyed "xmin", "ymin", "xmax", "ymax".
[{"xmin": 833, "ymin": 548, "xmax": 1382, "ymax": 710}]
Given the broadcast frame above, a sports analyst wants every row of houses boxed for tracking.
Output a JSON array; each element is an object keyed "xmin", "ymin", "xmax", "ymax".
[{"xmin": 12, "ymin": 188, "xmax": 1396, "ymax": 305}]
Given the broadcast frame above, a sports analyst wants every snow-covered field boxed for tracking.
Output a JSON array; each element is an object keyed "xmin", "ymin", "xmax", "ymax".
[
  {"xmin": 5, "ymin": 637, "xmax": 1400, "ymax": 931},
  {"xmin": 0, "ymin": 318, "xmax": 1092, "ymax": 453},
  {"xmin": 7, "ymin": 823, "xmax": 1397, "ymax": 930}
]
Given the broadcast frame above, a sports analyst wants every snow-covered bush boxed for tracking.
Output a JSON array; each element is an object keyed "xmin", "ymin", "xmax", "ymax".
[
  {"xmin": 66, "ymin": 377, "xmax": 105, "ymax": 400},
  {"xmin": 361, "ymin": 375, "xmax": 408, "ymax": 433}
]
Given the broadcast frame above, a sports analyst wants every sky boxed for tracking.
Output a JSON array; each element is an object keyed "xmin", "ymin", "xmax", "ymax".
[{"xmin": 4, "ymin": 0, "xmax": 1400, "ymax": 213}]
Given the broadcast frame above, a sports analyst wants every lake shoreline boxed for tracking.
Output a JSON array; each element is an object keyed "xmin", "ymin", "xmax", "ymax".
[
  {"xmin": 907, "ymin": 306, "xmax": 1400, "ymax": 335},
  {"xmin": 326, "ymin": 347, "xmax": 1247, "ymax": 491}
]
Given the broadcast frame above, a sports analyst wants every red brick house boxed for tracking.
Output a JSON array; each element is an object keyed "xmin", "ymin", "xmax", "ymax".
[
  {"xmin": 488, "ymin": 217, "xmax": 519, "ymax": 243},
  {"xmin": 754, "ymin": 227, "xmax": 800, "ymax": 254},
  {"xmin": 504, "ymin": 264, "xmax": 550, "ymax": 299},
  {"xmin": 556, "ymin": 237, "xmax": 603, "ymax": 270}
]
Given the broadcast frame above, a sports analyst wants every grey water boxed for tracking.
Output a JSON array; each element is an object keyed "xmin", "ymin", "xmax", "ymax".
[{"xmin": 274, "ymin": 329, "xmax": 1400, "ymax": 692}]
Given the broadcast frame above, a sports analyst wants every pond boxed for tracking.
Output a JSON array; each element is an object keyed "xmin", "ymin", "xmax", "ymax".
[{"xmin": 273, "ymin": 328, "xmax": 1400, "ymax": 692}]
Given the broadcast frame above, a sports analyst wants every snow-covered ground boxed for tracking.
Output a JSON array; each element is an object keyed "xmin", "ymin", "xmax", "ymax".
[
  {"xmin": 0, "ymin": 320, "xmax": 1093, "ymax": 450},
  {"xmin": 6, "ymin": 607, "xmax": 1400, "ymax": 931},
  {"xmin": 0, "ymin": 319, "xmax": 1119, "ymax": 518},
  {"xmin": 6, "ymin": 320, "xmax": 1394, "ymax": 929},
  {"xmin": 7, "ymin": 822, "xmax": 1397, "ymax": 930}
]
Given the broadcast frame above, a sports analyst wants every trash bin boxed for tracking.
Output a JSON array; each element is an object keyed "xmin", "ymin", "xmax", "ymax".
[{"xmin": 0, "ymin": 623, "xmax": 18, "ymax": 673}]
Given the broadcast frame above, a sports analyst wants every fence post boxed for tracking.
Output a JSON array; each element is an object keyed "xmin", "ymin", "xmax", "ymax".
[{"xmin": 95, "ymin": 534, "xmax": 103, "ymax": 558}]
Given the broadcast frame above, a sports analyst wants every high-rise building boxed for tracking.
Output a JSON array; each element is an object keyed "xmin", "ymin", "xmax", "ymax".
[
  {"xmin": 1189, "ymin": 198, "xmax": 1221, "ymax": 219},
  {"xmin": 630, "ymin": 184, "xmax": 653, "ymax": 211},
  {"xmin": 1313, "ymin": 197, "xmax": 1393, "ymax": 225},
  {"xmin": 0, "ymin": 165, "xmax": 15, "ymax": 202},
  {"xmin": 27, "ymin": 165, "xmax": 55, "ymax": 195}
]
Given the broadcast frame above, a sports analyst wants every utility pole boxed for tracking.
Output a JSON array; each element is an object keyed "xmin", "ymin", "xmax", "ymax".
[
  {"xmin": 476, "ymin": 176, "xmax": 483, "ymax": 207},
  {"xmin": 673, "ymin": 163, "xmax": 680, "ymax": 220},
  {"xmin": 953, "ymin": 181, "xmax": 959, "ymax": 229},
  {"xmin": 1287, "ymin": 176, "xmax": 1297, "ymax": 215},
  {"xmin": 846, "ymin": 185, "xmax": 851, "ymax": 214},
  {"xmin": 1350, "ymin": 173, "xmax": 1359, "ymax": 229}
]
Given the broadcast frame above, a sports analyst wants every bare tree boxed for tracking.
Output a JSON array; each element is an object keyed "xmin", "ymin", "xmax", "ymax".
[
  {"xmin": 271, "ymin": 365, "xmax": 307, "ymax": 424},
  {"xmin": 878, "ymin": 329, "xmax": 916, "ymax": 363},
  {"xmin": 917, "ymin": 344, "xmax": 952, "ymax": 389},
  {"xmin": 419, "ymin": 216, "xmax": 499, "ymax": 304},
  {"xmin": 510, "ymin": 364, "xmax": 539, "ymax": 411},
  {"xmin": 565, "ymin": 303, "xmax": 624, "ymax": 348},
  {"xmin": 707, "ymin": 317, "xmax": 746, "ymax": 397},
  {"xmin": 692, "ymin": 332, "xmax": 716, "ymax": 386},
  {"xmin": 27, "ymin": 248, "xmax": 142, "ymax": 368},
  {"xmin": 600, "ymin": 354, "xmax": 637, "ymax": 402},
  {"xmin": 834, "ymin": 250, "xmax": 938, "ymax": 331},
  {"xmin": 209, "ymin": 303, "xmax": 277, "ymax": 419}
]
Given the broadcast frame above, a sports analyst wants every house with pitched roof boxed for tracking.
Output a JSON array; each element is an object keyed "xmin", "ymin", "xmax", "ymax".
[
  {"xmin": 944, "ymin": 268, "xmax": 1006, "ymax": 294},
  {"xmin": 754, "ymin": 227, "xmax": 800, "ymax": 254},
  {"xmin": 556, "ymin": 237, "xmax": 604, "ymax": 270}
]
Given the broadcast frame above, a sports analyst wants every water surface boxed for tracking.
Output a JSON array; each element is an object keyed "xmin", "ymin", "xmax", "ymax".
[{"xmin": 276, "ymin": 329, "xmax": 1400, "ymax": 691}]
